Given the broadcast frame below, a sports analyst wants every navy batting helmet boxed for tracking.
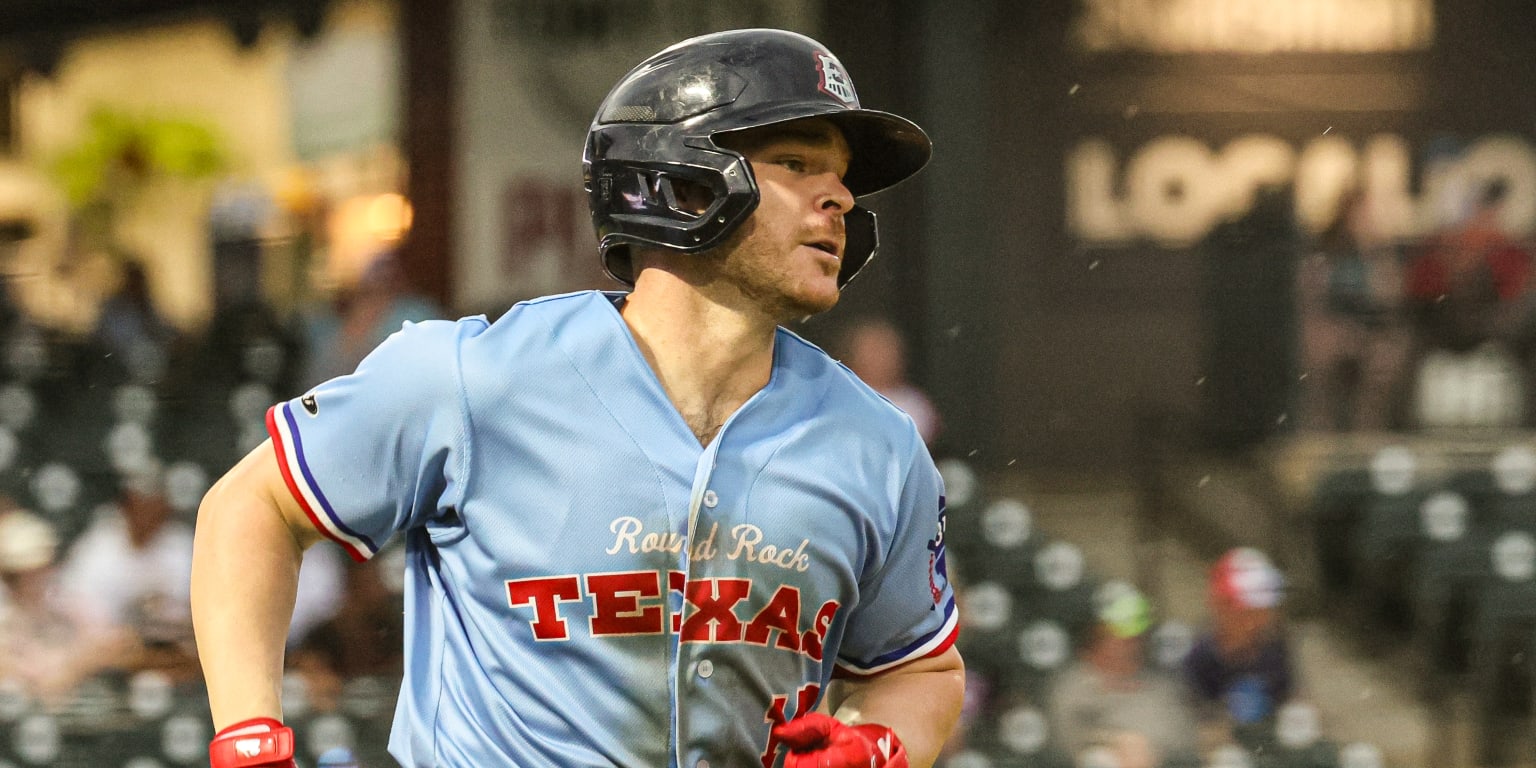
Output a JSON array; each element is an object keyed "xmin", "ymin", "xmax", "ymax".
[{"xmin": 583, "ymin": 29, "xmax": 931, "ymax": 287}]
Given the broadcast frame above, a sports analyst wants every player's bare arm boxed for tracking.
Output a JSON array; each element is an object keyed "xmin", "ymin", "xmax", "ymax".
[
  {"xmin": 191, "ymin": 439, "xmax": 321, "ymax": 731},
  {"xmin": 821, "ymin": 645, "xmax": 966, "ymax": 768}
]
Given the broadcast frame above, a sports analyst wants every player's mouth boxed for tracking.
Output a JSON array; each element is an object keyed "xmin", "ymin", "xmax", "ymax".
[{"xmin": 803, "ymin": 237, "xmax": 841, "ymax": 261}]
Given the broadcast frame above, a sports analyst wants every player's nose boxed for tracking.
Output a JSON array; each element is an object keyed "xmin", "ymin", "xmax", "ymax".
[{"xmin": 816, "ymin": 174, "xmax": 854, "ymax": 215}]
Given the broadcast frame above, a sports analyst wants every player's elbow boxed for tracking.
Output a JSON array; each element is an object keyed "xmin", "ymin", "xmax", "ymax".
[{"xmin": 195, "ymin": 440, "xmax": 321, "ymax": 558}]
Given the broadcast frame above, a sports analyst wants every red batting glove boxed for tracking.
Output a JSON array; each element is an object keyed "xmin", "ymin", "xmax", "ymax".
[
  {"xmin": 209, "ymin": 717, "xmax": 297, "ymax": 768},
  {"xmin": 773, "ymin": 712, "xmax": 909, "ymax": 768}
]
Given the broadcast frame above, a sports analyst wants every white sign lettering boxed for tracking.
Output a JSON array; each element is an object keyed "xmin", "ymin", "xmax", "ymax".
[
  {"xmin": 1067, "ymin": 133, "xmax": 1536, "ymax": 247},
  {"xmin": 1074, "ymin": 0, "xmax": 1435, "ymax": 53}
]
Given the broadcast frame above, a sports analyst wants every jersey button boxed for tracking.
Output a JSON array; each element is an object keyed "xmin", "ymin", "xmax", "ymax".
[
  {"xmin": 696, "ymin": 760, "xmax": 709, "ymax": 768},
  {"xmin": 703, "ymin": 490, "xmax": 719, "ymax": 508},
  {"xmin": 697, "ymin": 659, "xmax": 714, "ymax": 678}
]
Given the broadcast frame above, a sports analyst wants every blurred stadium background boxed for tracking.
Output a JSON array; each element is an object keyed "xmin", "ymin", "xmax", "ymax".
[{"xmin": 1, "ymin": 1, "xmax": 1536, "ymax": 766}]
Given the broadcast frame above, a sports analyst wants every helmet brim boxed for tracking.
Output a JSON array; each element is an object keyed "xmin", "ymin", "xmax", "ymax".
[
  {"xmin": 826, "ymin": 109, "xmax": 932, "ymax": 197},
  {"xmin": 710, "ymin": 107, "xmax": 932, "ymax": 197}
]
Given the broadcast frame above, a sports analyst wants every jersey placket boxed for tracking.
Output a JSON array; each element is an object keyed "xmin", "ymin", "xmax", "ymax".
[
  {"xmin": 670, "ymin": 433, "xmax": 722, "ymax": 768},
  {"xmin": 670, "ymin": 391, "xmax": 771, "ymax": 768}
]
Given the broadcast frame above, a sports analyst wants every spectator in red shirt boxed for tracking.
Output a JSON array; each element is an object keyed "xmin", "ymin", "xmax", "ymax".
[{"xmin": 1405, "ymin": 180, "xmax": 1532, "ymax": 353}]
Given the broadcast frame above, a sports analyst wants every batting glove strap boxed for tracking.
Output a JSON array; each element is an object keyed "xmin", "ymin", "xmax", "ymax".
[
  {"xmin": 209, "ymin": 717, "xmax": 297, "ymax": 768},
  {"xmin": 773, "ymin": 712, "xmax": 909, "ymax": 768}
]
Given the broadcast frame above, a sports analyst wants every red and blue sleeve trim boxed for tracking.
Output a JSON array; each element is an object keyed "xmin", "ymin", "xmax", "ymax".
[
  {"xmin": 834, "ymin": 596, "xmax": 960, "ymax": 678},
  {"xmin": 266, "ymin": 403, "xmax": 379, "ymax": 562}
]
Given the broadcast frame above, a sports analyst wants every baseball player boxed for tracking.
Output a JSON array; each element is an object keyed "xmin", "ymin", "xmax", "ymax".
[{"xmin": 192, "ymin": 28, "xmax": 963, "ymax": 768}]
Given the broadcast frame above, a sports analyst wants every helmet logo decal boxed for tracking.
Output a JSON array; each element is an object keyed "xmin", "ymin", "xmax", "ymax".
[{"xmin": 815, "ymin": 53, "xmax": 857, "ymax": 106}]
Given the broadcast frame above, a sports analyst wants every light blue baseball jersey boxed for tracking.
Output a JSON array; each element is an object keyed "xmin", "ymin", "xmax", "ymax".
[{"xmin": 266, "ymin": 290, "xmax": 958, "ymax": 768}]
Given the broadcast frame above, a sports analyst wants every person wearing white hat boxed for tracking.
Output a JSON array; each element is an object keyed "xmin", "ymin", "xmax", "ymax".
[
  {"xmin": 0, "ymin": 508, "xmax": 130, "ymax": 704},
  {"xmin": 57, "ymin": 462, "xmax": 197, "ymax": 650}
]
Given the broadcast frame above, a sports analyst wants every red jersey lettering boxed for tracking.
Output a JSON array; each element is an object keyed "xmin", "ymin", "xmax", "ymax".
[
  {"xmin": 680, "ymin": 577, "xmax": 751, "ymax": 642},
  {"xmin": 744, "ymin": 584, "xmax": 803, "ymax": 653},
  {"xmin": 586, "ymin": 570, "xmax": 664, "ymax": 636},
  {"xmin": 507, "ymin": 575, "xmax": 584, "ymax": 640},
  {"xmin": 799, "ymin": 599, "xmax": 840, "ymax": 662},
  {"xmin": 760, "ymin": 683, "xmax": 822, "ymax": 768}
]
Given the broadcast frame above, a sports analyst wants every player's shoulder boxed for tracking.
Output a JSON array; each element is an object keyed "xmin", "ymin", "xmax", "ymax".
[
  {"xmin": 775, "ymin": 327, "xmax": 925, "ymax": 445},
  {"xmin": 384, "ymin": 307, "xmax": 494, "ymax": 340},
  {"xmin": 506, "ymin": 288, "xmax": 615, "ymax": 311},
  {"xmin": 457, "ymin": 289, "xmax": 622, "ymax": 367},
  {"xmin": 372, "ymin": 314, "xmax": 492, "ymax": 363},
  {"xmin": 478, "ymin": 289, "xmax": 618, "ymax": 334}
]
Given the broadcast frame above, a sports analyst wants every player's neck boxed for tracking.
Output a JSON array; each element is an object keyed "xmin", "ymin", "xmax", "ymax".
[{"xmin": 621, "ymin": 272, "xmax": 777, "ymax": 445}]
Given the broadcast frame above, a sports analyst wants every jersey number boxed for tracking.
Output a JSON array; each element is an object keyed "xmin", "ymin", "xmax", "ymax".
[{"xmin": 760, "ymin": 683, "xmax": 822, "ymax": 768}]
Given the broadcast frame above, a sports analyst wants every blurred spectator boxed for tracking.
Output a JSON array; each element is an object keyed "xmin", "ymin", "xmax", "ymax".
[
  {"xmin": 1200, "ymin": 184, "xmax": 1300, "ymax": 448},
  {"xmin": 1405, "ymin": 179, "xmax": 1533, "ymax": 354},
  {"xmin": 840, "ymin": 317, "xmax": 942, "ymax": 444},
  {"xmin": 56, "ymin": 462, "xmax": 199, "ymax": 679},
  {"xmin": 0, "ymin": 507, "xmax": 132, "ymax": 704},
  {"xmin": 1183, "ymin": 548, "xmax": 1297, "ymax": 749},
  {"xmin": 1296, "ymin": 189, "xmax": 1412, "ymax": 431},
  {"xmin": 189, "ymin": 295, "xmax": 305, "ymax": 393},
  {"xmin": 57, "ymin": 462, "xmax": 341, "ymax": 667},
  {"xmin": 1049, "ymin": 587, "xmax": 1198, "ymax": 767},
  {"xmin": 291, "ymin": 543, "xmax": 346, "ymax": 648},
  {"xmin": 288, "ymin": 550, "xmax": 404, "ymax": 713},
  {"xmin": 92, "ymin": 258, "xmax": 177, "ymax": 375},
  {"xmin": 158, "ymin": 279, "xmax": 305, "ymax": 470},
  {"xmin": 301, "ymin": 250, "xmax": 441, "ymax": 390}
]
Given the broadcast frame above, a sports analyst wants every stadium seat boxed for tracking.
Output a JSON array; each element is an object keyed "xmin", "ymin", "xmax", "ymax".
[
  {"xmin": 959, "ymin": 702, "xmax": 1072, "ymax": 768},
  {"xmin": 937, "ymin": 458, "xmax": 986, "ymax": 564},
  {"xmin": 1209, "ymin": 743, "xmax": 1257, "ymax": 768},
  {"xmin": 956, "ymin": 581, "xmax": 1027, "ymax": 698},
  {"xmin": 157, "ymin": 711, "xmax": 211, "ymax": 765},
  {"xmin": 0, "ymin": 713, "xmax": 62, "ymax": 767},
  {"xmin": 949, "ymin": 497, "xmax": 1041, "ymax": 588},
  {"xmin": 936, "ymin": 748, "xmax": 998, "ymax": 768},
  {"xmin": 1006, "ymin": 618, "xmax": 1073, "ymax": 704},
  {"xmin": 1337, "ymin": 742, "xmax": 1384, "ymax": 768},
  {"xmin": 1467, "ymin": 530, "xmax": 1536, "ymax": 766},
  {"xmin": 1408, "ymin": 511, "xmax": 1508, "ymax": 698},
  {"xmin": 1309, "ymin": 465, "xmax": 1375, "ymax": 593},
  {"xmin": 290, "ymin": 712, "xmax": 361, "ymax": 766},
  {"xmin": 1353, "ymin": 484, "xmax": 1455, "ymax": 632},
  {"xmin": 1247, "ymin": 702, "xmax": 1339, "ymax": 768},
  {"xmin": 339, "ymin": 676, "xmax": 398, "ymax": 768},
  {"xmin": 1147, "ymin": 618, "xmax": 1196, "ymax": 677},
  {"xmin": 1485, "ymin": 445, "xmax": 1536, "ymax": 531},
  {"xmin": 1443, "ymin": 466, "xmax": 1498, "ymax": 511},
  {"xmin": 1012, "ymin": 541, "xmax": 1098, "ymax": 634},
  {"xmin": 1317, "ymin": 446, "xmax": 1419, "ymax": 621}
]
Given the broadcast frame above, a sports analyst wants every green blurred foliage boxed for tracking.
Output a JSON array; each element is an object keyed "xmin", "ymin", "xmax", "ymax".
[{"xmin": 50, "ymin": 106, "xmax": 228, "ymax": 210}]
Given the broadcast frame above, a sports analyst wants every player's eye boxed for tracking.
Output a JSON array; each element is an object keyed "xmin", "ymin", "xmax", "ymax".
[{"xmin": 776, "ymin": 157, "xmax": 808, "ymax": 173}]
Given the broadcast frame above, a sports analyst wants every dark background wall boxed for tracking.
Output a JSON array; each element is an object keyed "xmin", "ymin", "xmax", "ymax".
[{"xmin": 824, "ymin": 0, "xmax": 1536, "ymax": 473}]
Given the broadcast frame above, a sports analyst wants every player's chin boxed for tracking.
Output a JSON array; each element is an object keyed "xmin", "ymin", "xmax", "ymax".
[{"xmin": 784, "ymin": 279, "xmax": 841, "ymax": 318}]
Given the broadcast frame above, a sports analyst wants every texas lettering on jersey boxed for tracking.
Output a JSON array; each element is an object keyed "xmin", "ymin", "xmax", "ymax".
[{"xmin": 507, "ymin": 571, "xmax": 840, "ymax": 662}]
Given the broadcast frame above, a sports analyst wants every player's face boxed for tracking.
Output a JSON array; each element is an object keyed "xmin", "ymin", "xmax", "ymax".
[{"xmin": 713, "ymin": 119, "xmax": 855, "ymax": 320}]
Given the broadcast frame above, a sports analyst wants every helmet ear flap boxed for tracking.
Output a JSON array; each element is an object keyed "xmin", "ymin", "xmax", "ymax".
[{"xmin": 837, "ymin": 206, "xmax": 879, "ymax": 288}]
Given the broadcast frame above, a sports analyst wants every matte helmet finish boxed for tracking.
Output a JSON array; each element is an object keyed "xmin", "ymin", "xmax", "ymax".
[{"xmin": 583, "ymin": 28, "xmax": 932, "ymax": 287}]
